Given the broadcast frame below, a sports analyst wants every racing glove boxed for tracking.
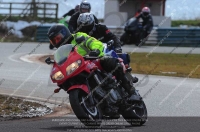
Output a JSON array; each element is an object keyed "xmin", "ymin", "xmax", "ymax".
[{"xmin": 115, "ymin": 48, "xmax": 122, "ymax": 53}]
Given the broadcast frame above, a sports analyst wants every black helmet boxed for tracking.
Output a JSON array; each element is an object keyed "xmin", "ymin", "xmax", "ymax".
[
  {"xmin": 47, "ymin": 24, "xmax": 72, "ymax": 48},
  {"xmin": 80, "ymin": 1, "xmax": 91, "ymax": 13}
]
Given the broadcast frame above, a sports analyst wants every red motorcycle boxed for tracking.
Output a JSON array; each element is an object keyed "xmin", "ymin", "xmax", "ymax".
[{"xmin": 45, "ymin": 44, "xmax": 147, "ymax": 126}]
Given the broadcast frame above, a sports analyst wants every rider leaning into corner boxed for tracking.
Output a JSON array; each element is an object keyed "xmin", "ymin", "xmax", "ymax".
[
  {"xmin": 76, "ymin": 12, "xmax": 138, "ymax": 83},
  {"xmin": 135, "ymin": 7, "xmax": 154, "ymax": 39},
  {"xmin": 77, "ymin": 12, "xmax": 122, "ymax": 53},
  {"xmin": 47, "ymin": 23, "xmax": 139, "ymax": 99},
  {"xmin": 68, "ymin": 1, "xmax": 99, "ymax": 33}
]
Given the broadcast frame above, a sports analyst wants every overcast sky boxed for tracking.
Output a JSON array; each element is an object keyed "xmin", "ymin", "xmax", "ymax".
[
  {"xmin": 165, "ymin": 0, "xmax": 200, "ymax": 20},
  {"xmin": 0, "ymin": 0, "xmax": 199, "ymax": 20},
  {"xmin": 59, "ymin": 0, "xmax": 200, "ymax": 20}
]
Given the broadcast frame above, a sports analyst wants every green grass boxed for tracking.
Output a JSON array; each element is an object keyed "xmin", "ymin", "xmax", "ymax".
[
  {"xmin": 172, "ymin": 20, "xmax": 200, "ymax": 27},
  {"xmin": 40, "ymin": 53, "xmax": 200, "ymax": 79},
  {"xmin": 129, "ymin": 53, "xmax": 200, "ymax": 78}
]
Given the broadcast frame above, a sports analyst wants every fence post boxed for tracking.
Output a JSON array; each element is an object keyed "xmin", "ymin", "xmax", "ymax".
[
  {"xmin": 44, "ymin": 3, "xmax": 46, "ymax": 21},
  {"xmin": 9, "ymin": 3, "xmax": 12, "ymax": 17},
  {"xmin": 55, "ymin": 4, "xmax": 58, "ymax": 21},
  {"xmin": 32, "ymin": 0, "xmax": 37, "ymax": 19}
]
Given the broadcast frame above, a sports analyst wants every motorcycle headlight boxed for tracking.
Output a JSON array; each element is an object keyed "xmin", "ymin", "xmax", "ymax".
[
  {"xmin": 66, "ymin": 60, "xmax": 82, "ymax": 75},
  {"xmin": 52, "ymin": 71, "xmax": 64, "ymax": 80}
]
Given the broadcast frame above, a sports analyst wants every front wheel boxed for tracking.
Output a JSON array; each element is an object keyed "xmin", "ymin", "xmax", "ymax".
[
  {"xmin": 69, "ymin": 89, "xmax": 102, "ymax": 126},
  {"xmin": 137, "ymin": 30, "xmax": 147, "ymax": 47},
  {"xmin": 122, "ymin": 101, "xmax": 147, "ymax": 126},
  {"xmin": 120, "ymin": 32, "xmax": 130, "ymax": 45}
]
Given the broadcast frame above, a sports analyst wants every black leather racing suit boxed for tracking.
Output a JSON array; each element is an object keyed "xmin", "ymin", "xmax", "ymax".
[
  {"xmin": 80, "ymin": 24, "xmax": 122, "ymax": 52},
  {"xmin": 136, "ymin": 13, "xmax": 153, "ymax": 36},
  {"xmin": 62, "ymin": 9, "xmax": 76, "ymax": 17}
]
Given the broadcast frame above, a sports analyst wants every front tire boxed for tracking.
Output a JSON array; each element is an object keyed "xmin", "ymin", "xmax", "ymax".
[
  {"xmin": 120, "ymin": 32, "xmax": 129, "ymax": 45},
  {"xmin": 122, "ymin": 101, "xmax": 147, "ymax": 126},
  {"xmin": 69, "ymin": 89, "xmax": 102, "ymax": 126}
]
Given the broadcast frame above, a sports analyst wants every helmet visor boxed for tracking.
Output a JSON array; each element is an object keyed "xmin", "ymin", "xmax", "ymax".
[
  {"xmin": 80, "ymin": 8, "xmax": 89, "ymax": 13},
  {"xmin": 50, "ymin": 33, "xmax": 64, "ymax": 46},
  {"xmin": 49, "ymin": 28, "xmax": 68, "ymax": 46},
  {"xmin": 143, "ymin": 12, "xmax": 149, "ymax": 16}
]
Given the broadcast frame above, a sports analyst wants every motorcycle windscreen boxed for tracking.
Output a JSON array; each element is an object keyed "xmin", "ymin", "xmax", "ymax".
[
  {"xmin": 125, "ymin": 18, "xmax": 138, "ymax": 31},
  {"xmin": 54, "ymin": 44, "xmax": 73, "ymax": 65}
]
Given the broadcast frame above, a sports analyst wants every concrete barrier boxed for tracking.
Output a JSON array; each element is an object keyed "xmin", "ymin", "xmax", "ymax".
[{"xmin": 35, "ymin": 26, "xmax": 200, "ymax": 47}]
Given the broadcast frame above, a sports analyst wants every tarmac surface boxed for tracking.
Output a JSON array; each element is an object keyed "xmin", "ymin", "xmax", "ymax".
[{"xmin": 0, "ymin": 42, "xmax": 200, "ymax": 131}]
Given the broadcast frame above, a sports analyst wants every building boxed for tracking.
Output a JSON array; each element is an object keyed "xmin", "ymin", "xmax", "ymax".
[{"xmin": 103, "ymin": 0, "xmax": 171, "ymax": 27}]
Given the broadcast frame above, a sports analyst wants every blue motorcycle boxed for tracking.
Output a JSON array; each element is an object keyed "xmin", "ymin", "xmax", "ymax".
[
  {"xmin": 103, "ymin": 40, "xmax": 138, "ymax": 83},
  {"xmin": 103, "ymin": 40, "xmax": 130, "ymax": 65}
]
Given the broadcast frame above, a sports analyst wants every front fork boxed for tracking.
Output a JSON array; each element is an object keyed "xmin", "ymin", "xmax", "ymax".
[
  {"xmin": 85, "ymin": 77, "xmax": 95, "ymax": 106},
  {"xmin": 85, "ymin": 70, "xmax": 107, "ymax": 106}
]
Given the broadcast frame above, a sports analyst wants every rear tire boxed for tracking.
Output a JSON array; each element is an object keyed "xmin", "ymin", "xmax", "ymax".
[
  {"xmin": 122, "ymin": 101, "xmax": 147, "ymax": 126},
  {"xmin": 69, "ymin": 89, "xmax": 102, "ymax": 126}
]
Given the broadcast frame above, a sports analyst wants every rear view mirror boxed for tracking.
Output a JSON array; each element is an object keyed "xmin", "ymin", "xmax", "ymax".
[{"xmin": 45, "ymin": 57, "xmax": 54, "ymax": 65}]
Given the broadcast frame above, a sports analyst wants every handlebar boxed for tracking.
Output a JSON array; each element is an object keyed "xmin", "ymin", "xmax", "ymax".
[{"xmin": 83, "ymin": 55, "xmax": 99, "ymax": 60}]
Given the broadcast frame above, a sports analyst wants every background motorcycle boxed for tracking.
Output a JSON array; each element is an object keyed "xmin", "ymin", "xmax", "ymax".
[
  {"xmin": 120, "ymin": 17, "xmax": 145, "ymax": 46},
  {"xmin": 45, "ymin": 44, "xmax": 147, "ymax": 126}
]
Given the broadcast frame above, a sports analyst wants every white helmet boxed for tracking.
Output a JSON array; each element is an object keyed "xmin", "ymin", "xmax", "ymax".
[{"xmin": 77, "ymin": 13, "xmax": 95, "ymax": 33}]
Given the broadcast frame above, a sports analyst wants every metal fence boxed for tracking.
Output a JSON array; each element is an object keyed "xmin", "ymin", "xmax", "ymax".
[{"xmin": 0, "ymin": 2, "xmax": 58, "ymax": 21}]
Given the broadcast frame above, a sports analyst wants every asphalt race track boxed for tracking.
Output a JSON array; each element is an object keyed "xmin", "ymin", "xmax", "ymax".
[
  {"xmin": 0, "ymin": 114, "xmax": 200, "ymax": 132},
  {"xmin": 0, "ymin": 42, "xmax": 200, "ymax": 132}
]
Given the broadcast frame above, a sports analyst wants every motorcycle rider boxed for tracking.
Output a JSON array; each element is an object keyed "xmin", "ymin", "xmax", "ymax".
[
  {"xmin": 68, "ymin": 1, "xmax": 98, "ymax": 33},
  {"xmin": 47, "ymin": 24, "xmax": 137, "ymax": 98},
  {"xmin": 77, "ymin": 13, "xmax": 138, "ymax": 83},
  {"xmin": 135, "ymin": 7, "xmax": 153, "ymax": 39},
  {"xmin": 62, "ymin": 5, "xmax": 80, "ymax": 17},
  {"xmin": 77, "ymin": 13, "xmax": 122, "ymax": 53}
]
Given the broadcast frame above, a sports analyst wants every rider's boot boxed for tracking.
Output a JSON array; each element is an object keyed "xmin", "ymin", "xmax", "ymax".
[
  {"xmin": 126, "ymin": 67, "xmax": 139, "ymax": 83},
  {"xmin": 121, "ymin": 75, "xmax": 136, "ymax": 95},
  {"xmin": 121, "ymin": 75, "xmax": 142, "ymax": 101}
]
